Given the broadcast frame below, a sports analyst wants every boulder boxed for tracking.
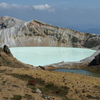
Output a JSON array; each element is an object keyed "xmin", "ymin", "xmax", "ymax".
[
  {"xmin": 28, "ymin": 80, "xmax": 38, "ymax": 86},
  {"xmin": 88, "ymin": 53, "xmax": 100, "ymax": 66},
  {"xmin": 39, "ymin": 66, "xmax": 45, "ymax": 70},
  {"xmin": 33, "ymin": 88, "xmax": 42, "ymax": 94},
  {"xmin": 41, "ymin": 95, "xmax": 50, "ymax": 99},
  {"xmin": 3, "ymin": 45, "xmax": 13, "ymax": 57}
]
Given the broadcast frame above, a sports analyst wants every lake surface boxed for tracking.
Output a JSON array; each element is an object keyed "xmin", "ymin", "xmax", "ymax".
[
  {"xmin": 10, "ymin": 47, "xmax": 96, "ymax": 66},
  {"xmin": 54, "ymin": 69, "xmax": 100, "ymax": 78}
]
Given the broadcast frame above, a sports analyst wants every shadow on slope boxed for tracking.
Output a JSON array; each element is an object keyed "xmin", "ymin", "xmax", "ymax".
[{"xmin": 0, "ymin": 46, "xmax": 28, "ymax": 68}]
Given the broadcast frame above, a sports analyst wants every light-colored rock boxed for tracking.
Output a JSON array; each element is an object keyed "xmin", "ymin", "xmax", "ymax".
[
  {"xmin": 0, "ymin": 16, "xmax": 100, "ymax": 50},
  {"xmin": 0, "ymin": 16, "xmax": 25, "ymax": 30},
  {"xmin": 42, "ymin": 94, "xmax": 50, "ymax": 99},
  {"xmin": 34, "ymin": 88, "xmax": 42, "ymax": 94}
]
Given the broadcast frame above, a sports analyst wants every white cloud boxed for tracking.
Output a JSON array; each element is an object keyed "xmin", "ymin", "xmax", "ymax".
[
  {"xmin": 11, "ymin": 4, "xmax": 30, "ymax": 9},
  {"xmin": 0, "ymin": 2, "xmax": 9, "ymax": 8},
  {"xmin": 33, "ymin": 4, "xmax": 50, "ymax": 10},
  {"xmin": 11, "ymin": 4, "xmax": 22, "ymax": 8},
  {"xmin": 0, "ymin": 2, "xmax": 22, "ymax": 9},
  {"xmin": 0, "ymin": 2, "xmax": 55, "ymax": 12}
]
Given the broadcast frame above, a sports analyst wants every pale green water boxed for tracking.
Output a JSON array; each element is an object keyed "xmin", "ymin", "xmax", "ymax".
[
  {"xmin": 54, "ymin": 69, "xmax": 100, "ymax": 78},
  {"xmin": 10, "ymin": 47, "xmax": 96, "ymax": 66}
]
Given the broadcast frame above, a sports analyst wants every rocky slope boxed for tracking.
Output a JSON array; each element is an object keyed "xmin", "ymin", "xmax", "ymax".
[
  {"xmin": 0, "ymin": 16, "xmax": 100, "ymax": 49},
  {"xmin": 0, "ymin": 16, "xmax": 25, "ymax": 30},
  {"xmin": 0, "ymin": 45, "xmax": 33, "ymax": 68}
]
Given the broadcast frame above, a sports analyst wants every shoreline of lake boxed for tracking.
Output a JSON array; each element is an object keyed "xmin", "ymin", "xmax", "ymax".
[
  {"xmin": 54, "ymin": 68, "xmax": 100, "ymax": 78},
  {"xmin": 10, "ymin": 47, "xmax": 96, "ymax": 66},
  {"xmin": 9, "ymin": 47, "xmax": 100, "ymax": 76}
]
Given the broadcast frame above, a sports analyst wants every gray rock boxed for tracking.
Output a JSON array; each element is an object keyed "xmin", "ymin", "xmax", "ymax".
[
  {"xmin": 3, "ymin": 45, "xmax": 13, "ymax": 57},
  {"xmin": 42, "ymin": 94, "xmax": 50, "ymax": 99},
  {"xmin": 33, "ymin": 88, "xmax": 42, "ymax": 94},
  {"xmin": 0, "ymin": 16, "xmax": 25, "ymax": 30},
  {"xmin": 88, "ymin": 52, "xmax": 100, "ymax": 66}
]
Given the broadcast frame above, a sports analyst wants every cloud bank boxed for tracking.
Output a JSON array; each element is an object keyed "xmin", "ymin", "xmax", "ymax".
[{"xmin": 0, "ymin": 2, "xmax": 54, "ymax": 12}]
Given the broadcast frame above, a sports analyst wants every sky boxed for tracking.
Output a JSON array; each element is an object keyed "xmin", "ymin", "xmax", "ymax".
[{"xmin": 0, "ymin": 0, "xmax": 100, "ymax": 30}]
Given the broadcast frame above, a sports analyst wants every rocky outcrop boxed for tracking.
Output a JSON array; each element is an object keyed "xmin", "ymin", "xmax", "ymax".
[
  {"xmin": 39, "ymin": 66, "xmax": 45, "ymax": 70},
  {"xmin": 0, "ymin": 45, "xmax": 31, "ymax": 68},
  {"xmin": 88, "ymin": 53, "xmax": 100, "ymax": 66},
  {"xmin": 0, "ymin": 16, "xmax": 25, "ymax": 30},
  {"xmin": 3, "ymin": 45, "xmax": 13, "ymax": 57},
  {"xmin": 0, "ymin": 16, "xmax": 100, "ymax": 50}
]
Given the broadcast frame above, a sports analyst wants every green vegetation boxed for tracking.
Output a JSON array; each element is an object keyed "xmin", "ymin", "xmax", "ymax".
[
  {"xmin": 0, "ymin": 70, "xmax": 6, "ymax": 73},
  {"xmin": 37, "ymin": 85, "xmax": 69, "ymax": 100},
  {"xmin": 68, "ymin": 99, "xmax": 75, "ymax": 100},
  {"xmin": 4, "ymin": 97, "xmax": 8, "ymax": 99},
  {"xmin": 9, "ymin": 74, "xmax": 69, "ymax": 100},
  {"xmin": 12, "ymin": 85, "xmax": 19, "ymax": 87},
  {"xmin": 87, "ymin": 94, "xmax": 100, "ymax": 99},
  {"xmin": 11, "ymin": 95, "xmax": 22, "ymax": 100},
  {"xmin": 9, "ymin": 74, "xmax": 33, "ymax": 81},
  {"xmin": 86, "ymin": 95, "xmax": 94, "ymax": 98},
  {"xmin": 0, "ymin": 56, "xmax": 11, "ymax": 66},
  {"xmin": 82, "ymin": 66, "xmax": 100, "ymax": 74},
  {"xmin": 23, "ymin": 94, "xmax": 35, "ymax": 100},
  {"xmin": 8, "ymin": 89, "xmax": 11, "ymax": 91},
  {"xmin": 2, "ymin": 81, "xmax": 7, "ymax": 85},
  {"xmin": 0, "ymin": 88, "xmax": 2, "ymax": 92},
  {"xmin": 94, "ymin": 85, "xmax": 100, "ymax": 89},
  {"xmin": 45, "ymin": 84, "xmax": 55, "ymax": 88}
]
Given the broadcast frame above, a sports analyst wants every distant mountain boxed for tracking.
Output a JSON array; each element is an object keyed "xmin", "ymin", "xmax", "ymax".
[
  {"xmin": 66, "ymin": 24, "xmax": 100, "ymax": 34},
  {"xmin": 80, "ymin": 28, "xmax": 100, "ymax": 34}
]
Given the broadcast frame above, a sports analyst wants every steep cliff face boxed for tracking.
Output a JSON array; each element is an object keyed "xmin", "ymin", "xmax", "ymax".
[{"xmin": 0, "ymin": 16, "xmax": 100, "ymax": 49}]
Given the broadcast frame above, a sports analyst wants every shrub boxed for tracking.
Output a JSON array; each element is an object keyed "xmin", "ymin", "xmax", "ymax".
[{"xmin": 11, "ymin": 95, "xmax": 22, "ymax": 100}]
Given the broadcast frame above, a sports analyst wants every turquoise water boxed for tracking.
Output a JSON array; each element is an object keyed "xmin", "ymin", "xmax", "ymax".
[
  {"xmin": 54, "ymin": 69, "xmax": 100, "ymax": 77},
  {"xmin": 10, "ymin": 47, "xmax": 96, "ymax": 66}
]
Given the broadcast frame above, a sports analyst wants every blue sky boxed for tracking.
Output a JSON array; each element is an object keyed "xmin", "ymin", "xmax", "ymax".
[
  {"xmin": 0, "ymin": 0, "xmax": 100, "ymax": 8},
  {"xmin": 0, "ymin": 0, "xmax": 100, "ymax": 30}
]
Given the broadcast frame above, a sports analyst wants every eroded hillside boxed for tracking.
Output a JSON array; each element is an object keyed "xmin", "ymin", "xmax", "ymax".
[{"xmin": 0, "ymin": 16, "xmax": 100, "ymax": 49}]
